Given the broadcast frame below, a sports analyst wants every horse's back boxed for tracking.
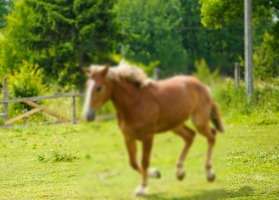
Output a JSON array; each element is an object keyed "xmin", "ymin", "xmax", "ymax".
[
  {"xmin": 154, "ymin": 75, "xmax": 211, "ymax": 104},
  {"xmin": 150, "ymin": 75, "xmax": 213, "ymax": 132}
]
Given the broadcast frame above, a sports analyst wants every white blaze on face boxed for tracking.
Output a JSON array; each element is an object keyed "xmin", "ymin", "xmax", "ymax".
[{"xmin": 83, "ymin": 79, "xmax": 95, "ymax": 119}]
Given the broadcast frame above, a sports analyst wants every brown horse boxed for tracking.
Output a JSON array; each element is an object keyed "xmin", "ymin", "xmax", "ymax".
[{"xmin": 83, "ymin": 61, "xmax": 224, "ymax": 196}]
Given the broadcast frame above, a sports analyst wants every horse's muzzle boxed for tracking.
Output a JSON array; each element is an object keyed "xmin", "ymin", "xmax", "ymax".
[{"xmin": 84, "ymin": 110, "xmax": 96, "ymax": 122}]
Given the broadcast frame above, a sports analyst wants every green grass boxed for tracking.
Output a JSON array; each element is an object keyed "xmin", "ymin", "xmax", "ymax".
[{"xmin": 0, "ymin": 121, "xmax": 278, "ymax": 199}]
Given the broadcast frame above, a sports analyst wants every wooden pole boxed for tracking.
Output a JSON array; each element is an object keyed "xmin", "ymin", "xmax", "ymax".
[
  {"xmin": 2, "ymin": 77, "xmax": 8, "ymax": 122},
  {"xmin": 244, "ymin": 0, "xmax": 253, "ymax": 99},
  {"xmin": 153, "ymin": 67, "xmax": 160, "ymax": 80},
  {"xmin": 234, "ymin": 62, "xmax": 240, "ymax": 88},
  {"xmin": 72, "ymin": 95, "xmax": 77, "ymax": 124}
]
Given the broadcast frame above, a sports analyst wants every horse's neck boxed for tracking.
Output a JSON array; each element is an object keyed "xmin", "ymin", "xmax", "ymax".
[{"xmin": 110, "ymin": 80, "xmax": 141, "ymax": 118}]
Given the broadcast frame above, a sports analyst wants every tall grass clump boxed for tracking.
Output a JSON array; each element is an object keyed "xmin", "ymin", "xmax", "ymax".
[
  {"xmin": 213, "ymin": 79, "xmax": 279, "ymax": 125},
  {"xmin": 194, "ymin": 59, "xmax": 220, "ymax": 85},
  {"xmin": 194, "ymin": 59, "xmax": 279, "ymax": 125}
]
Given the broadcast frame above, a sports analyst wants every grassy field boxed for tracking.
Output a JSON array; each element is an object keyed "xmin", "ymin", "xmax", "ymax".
[{"xmin": 0, "ymin": 120, "xmax": 278, "ymax": 200}]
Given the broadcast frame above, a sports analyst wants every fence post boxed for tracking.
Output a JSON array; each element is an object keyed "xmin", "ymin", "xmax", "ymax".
[
  {"xmin": 2, "ymin": 77, "xmax": 9, "ymax": 122},
  {"xmin": 72, "ymin": 95, "xmax": 77, "ymax": 124},
  {"xmin": 244, "ymin": 0, "xmax": 254, "ymax": 99},
  {"xmin": 153, "ymin": 67, "xmax": 160, "ymax": 80},
  {"xmin": 234, "ymin": 62, "xmax": 240, "ymax": 88}
]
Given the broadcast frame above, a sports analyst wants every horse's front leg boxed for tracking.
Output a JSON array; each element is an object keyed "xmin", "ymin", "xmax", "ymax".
[
  {"xmin": 135, "ymin": 136, "xmax": 154, "ymax": 196},
  {"xmin": 124, "ymin": 136, "xmax": 140, "ymax": 173}
]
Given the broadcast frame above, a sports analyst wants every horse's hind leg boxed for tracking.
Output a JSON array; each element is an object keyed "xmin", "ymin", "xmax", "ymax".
[
  {"xmin": 173, "ymin": 125, "xmax": 196, "ymax": 181},
  {"xmin": 205, "ymin": 131, "xmax": 216, "ymax": 182},
  {"xmin": 194, "ymin": 122, "xmax": 216, "ymax": 182}
]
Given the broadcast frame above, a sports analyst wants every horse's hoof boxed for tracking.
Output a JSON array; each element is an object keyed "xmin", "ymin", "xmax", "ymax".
[
  {"xmin": 206, "ymin": 171, "xmax": 216, "ymax": 182},
  {"xmin": 176, "ymin": 168, "xmax": 185, "ymax": 181},
  {"xmin": 134, "ymin": 185, "xmax": 148, "ymax": 197},
  {"xmin": 149, "ymin": 168, "xmax": 161, "ymax": 179}
]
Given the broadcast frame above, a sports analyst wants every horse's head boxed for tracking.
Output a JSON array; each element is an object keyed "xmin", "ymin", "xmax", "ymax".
[{"xmin": 83, "ymin": 65, "xmax": 111, "ymax": 122}]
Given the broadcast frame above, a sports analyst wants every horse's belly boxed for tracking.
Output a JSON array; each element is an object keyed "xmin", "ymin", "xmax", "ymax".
[
  {"xmin": 117, "ymin": 105, "xmax": 160, "ymax": 139},
  {"xmin": 119, "ymin": 121, "xmax": 158, "ymax": 140},
  {"xmin": 155, "ymin": 112, "xmax": 190, "ymax": 133},
  {"xmin": 118, "ymin": 109, "xmax": 189, "ymax": 140},
  {"xmin": 139, "ymin": 109, "xmax": 189, "ymax": 134},
  {"xmin": 152, "ymin": 81, "xmax": 195, "ymax": 132}
]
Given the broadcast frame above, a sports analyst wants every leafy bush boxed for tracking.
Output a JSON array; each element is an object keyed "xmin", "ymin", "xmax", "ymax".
[
  {"xmin": 214, "ymin": 79, "xmax": 250, "ymax": 114},
  {"xmin": 8, "ymin": 61, "xmax": 47, "ymax": 112},
  {"xmin": 194, "ymin": 59, "xmax": 220, "ymax": 84},
  {"xmin": 9, "ymin": 61, "xmax": 47, "ymax": 98},
  {"xmin": 213, "ymin": 78, "xmax": 279, "ymax": 125},
  {"xmin": 254, "ymin": 33, "xmax": 279, "ymax": 79}
]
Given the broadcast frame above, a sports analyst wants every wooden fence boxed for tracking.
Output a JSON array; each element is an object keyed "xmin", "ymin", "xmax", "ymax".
[{"xmin": 0, "ymin": 77, "xmax": 83, "ymax": 126}]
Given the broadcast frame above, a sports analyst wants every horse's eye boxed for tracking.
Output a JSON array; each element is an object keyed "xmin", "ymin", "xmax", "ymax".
[{"xmin": 96, "ymin": 85, "xmax": 102, "ymax": 92}]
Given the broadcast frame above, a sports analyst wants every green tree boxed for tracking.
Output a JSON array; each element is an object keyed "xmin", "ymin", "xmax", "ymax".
[
  {"xmin": 0, "ymin": 0, "xmax": 119, "ymax": 87},
  {"xmin": 0, "ymin": 0, "xmax": 35, "ymax": 76},
  {"xmin": 0, "ymin": 0, "xmax": 11, "ymax": 28},
  {"xmin": 200, "ymin": 0, "xmax": 279, "ymax": 78},
  {"xmin": 115, "ymin": 0, "xmax": 188, "ymax": 76},
  {"xmin": 180, "ymin": 0, "xmax": 243, "ymax": 73}
]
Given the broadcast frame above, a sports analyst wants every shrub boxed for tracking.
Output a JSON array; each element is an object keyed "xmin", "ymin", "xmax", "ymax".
[
  {"xmin": 8, "ymin": 61, "xmax": 47, "ymax": 112},
  {"xmin": 9, "ymin": 61, "xmax": 46, "ymax": 97},
  {"xmin": 213, "ymin": 78, "xmax": 279, "ymax": 125},
  {"xmin": 254, "ymin": 33, "xmax": 279, "ymax": 79},
  {"xmin": 194, "ymin": 59, "xmax": 220, "ymax": 85}
]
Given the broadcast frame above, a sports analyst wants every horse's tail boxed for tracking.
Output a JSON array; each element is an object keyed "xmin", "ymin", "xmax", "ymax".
[{"xmin": 210, "ymin": 103, "xmax": 224, "ymax": 133}]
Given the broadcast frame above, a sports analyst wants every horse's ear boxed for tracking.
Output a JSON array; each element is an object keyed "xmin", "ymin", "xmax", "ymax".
[{"xmin": 101, "ymin": 66, "xmax": 109, "ymax": 77}]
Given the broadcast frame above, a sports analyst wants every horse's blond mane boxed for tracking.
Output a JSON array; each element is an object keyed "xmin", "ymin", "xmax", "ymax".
[
  {"xmin": 89, "ymin": 60, "xmax": 151, "ymax": 87},
  {"xmin": 108, "ymin": 60, "xmax": 151, "ymax": 87}
]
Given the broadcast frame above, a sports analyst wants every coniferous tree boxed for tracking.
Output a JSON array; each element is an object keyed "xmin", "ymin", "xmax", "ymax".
[
  {"xmin": 0, "ymin": 0, "xmax": 11, "ymax": 28},
  {"xmin": 0, "ymin": 0, "xmax": 119, "ymax": 86},
  {"xmin": 115, "ymin": 0, "xmax": 188, "ymax": 76}
]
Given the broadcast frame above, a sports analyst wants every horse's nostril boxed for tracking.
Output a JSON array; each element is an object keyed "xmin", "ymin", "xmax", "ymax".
[{"xmin": 84, "ymin": 111, "xmax": 95, "ymax": 122}]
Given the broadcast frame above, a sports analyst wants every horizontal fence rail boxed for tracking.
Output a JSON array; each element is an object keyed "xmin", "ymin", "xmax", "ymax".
[
  {"xmin": 0, "ymin": 90, "xmax": 85, "ymax": 126},
  {"xmin": 0, "ymin": 92, "xmax": 83, "ymax": 104},
  {"xmin": 0, "ymin": 75, "xmax": 118, "ymax": 127}
]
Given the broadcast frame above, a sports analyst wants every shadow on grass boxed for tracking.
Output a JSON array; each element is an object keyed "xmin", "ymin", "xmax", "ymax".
[{"xmin": 145, "ymin": 186, "xmax": 254, "ymax": 200}]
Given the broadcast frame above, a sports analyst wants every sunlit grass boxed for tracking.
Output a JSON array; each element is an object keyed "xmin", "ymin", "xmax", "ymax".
[{"xmin": 0, "ymin": 121, "xmax": 278, "ymax": 199}]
